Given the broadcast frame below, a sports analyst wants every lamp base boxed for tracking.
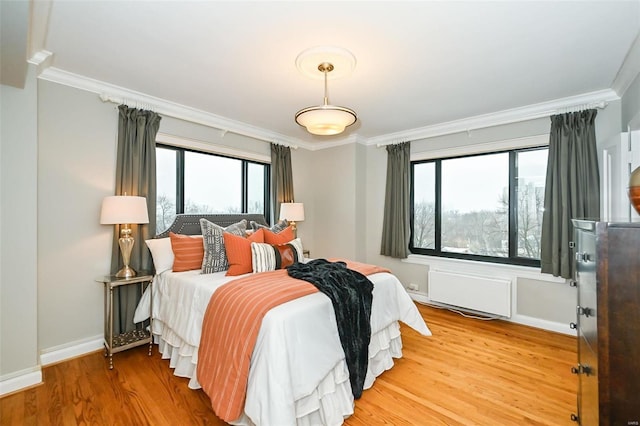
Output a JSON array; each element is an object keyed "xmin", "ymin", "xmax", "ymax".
[{"xmin": 115, "ymin": 265, "xmax": 137, "ymax": 279}]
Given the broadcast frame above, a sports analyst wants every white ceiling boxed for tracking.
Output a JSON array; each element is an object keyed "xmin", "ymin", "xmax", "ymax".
[{"xmin": 26, "ymin": 1, "xmax": 640, "ymax": 145}]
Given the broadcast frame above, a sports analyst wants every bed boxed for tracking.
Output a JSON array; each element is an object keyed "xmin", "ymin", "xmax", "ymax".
[{"xmin": 134, "ymin": 213, "xmax": 431, "ymax": 426}]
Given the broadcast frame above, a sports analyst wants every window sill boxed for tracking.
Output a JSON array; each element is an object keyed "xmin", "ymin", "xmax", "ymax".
[{"xmin": 402, "ymin": 254, "xmax": 566, "ymax": 284}]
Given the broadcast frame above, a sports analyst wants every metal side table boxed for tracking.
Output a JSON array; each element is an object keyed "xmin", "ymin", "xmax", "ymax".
[{"xmin": 96, "ymin": 273, "xmax": 153, "ymax": 369}]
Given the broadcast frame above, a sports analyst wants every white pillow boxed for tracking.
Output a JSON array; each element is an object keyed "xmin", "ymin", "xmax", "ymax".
[{"xmin": 145, "ymin": 237, "xmax": 174, "ymax": 274}]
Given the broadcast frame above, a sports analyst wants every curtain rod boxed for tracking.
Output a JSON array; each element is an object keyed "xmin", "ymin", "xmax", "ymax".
[
  {"xmin": 99, "ymin": 93, "xmax": 298, "ymax": 150},
  {"xmin": 376, "ymin": 100, "xmax": 609, "ymax": 148},
  {"xmin": 554, "ymin": 100, "xmax": 608, "ymax": 114}
]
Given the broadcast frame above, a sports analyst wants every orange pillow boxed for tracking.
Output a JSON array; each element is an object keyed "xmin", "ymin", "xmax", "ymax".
[
  {"xmin": 263, "ymin": 226, "xmax": 294, "ymax": 245},
  {"xmin": 224, "ymin": 228, "xmax": 265, "ymax": 276},
  {"xmin": 169, "ymin": 232, "xmax": 204, "ymax": 272}
]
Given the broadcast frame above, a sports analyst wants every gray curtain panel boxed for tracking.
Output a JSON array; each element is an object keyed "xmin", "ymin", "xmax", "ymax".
[
  {"xmin": 540, "ymin": 109, "xmax": 600, "ymax": 279},
  {"xmin": 380, "ymin": 142, "xmax": 411, "ymax": 258},
  {"xmin": 111, "ymin": 105, "xmax": 161, "ymax": 333},
  {"xmin": 271, "ymin": 143, "xmax": 294, "ymax": 222}
]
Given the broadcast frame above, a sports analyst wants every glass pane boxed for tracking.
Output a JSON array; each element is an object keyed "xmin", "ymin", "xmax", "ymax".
[
  {"xmin": 156, "ymin": 147, "xmax": 177, "ymax": 233},
  {"xmin": 441, "ymin": 153, "xmax": 509, "ymax": 257},
  {"xmin": 516, "ymin": 149, "xmax": 547, "ymax": 259},
  {"xmin": 247, "ymin": 163, "xmax": 265, "ymax": 214},
  {"xmin": 184, "ymin": 151, "xmax": 241, "ymax": 214},
  {"xmin": 413, "ymin": 162, "xmax": 436, "ymax": 249}
]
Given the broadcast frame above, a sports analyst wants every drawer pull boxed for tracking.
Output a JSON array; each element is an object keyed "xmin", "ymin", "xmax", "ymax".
[
  {"xmin": 571, "ymin": 413, "xmax": 579, "ymax": 422},
  {"xmin": 569, "ymin": 322, "xmax": 577, "ymax": 330},
  {"xmin": 577, "ymin": 306, "xmax": 594, "ymax": 317},
  {"xmin": 569, "ymin": 280, "xmax": 578, "ymax": 287},
  {"xmin": 575, "ymin": 252, "xmax": 591, "ymax": 262},
  {"xmin": 571, "ymin": 364, "xmax": 593, "ymax": 375}
]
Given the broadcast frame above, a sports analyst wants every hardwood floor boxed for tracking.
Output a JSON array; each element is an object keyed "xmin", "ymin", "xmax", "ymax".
[{"xmin": 1, "ymin": 304, "xmax": 577, "ymax": 425}]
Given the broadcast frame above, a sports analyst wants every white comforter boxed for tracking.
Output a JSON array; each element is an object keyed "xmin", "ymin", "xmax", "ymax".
[{"xmin": 135, "ymin": 266, "xmax": 431, "ymax": 426}]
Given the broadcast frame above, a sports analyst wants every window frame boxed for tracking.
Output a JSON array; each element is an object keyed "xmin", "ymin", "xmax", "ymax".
[
  {"xmin": 157, "ymin": 143, "xmax": 271, "ymax": 224},
  {"xmin": 410, "ymin": 145, "xmax": 547, "ymax": 267}
]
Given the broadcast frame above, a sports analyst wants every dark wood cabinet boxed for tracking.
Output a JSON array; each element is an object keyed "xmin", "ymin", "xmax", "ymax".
[{"xmin": 571, "ymin": 220, "xmax": 640, "ymax": 425}]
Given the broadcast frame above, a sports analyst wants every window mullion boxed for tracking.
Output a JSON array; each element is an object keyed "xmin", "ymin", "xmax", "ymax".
[
  {"xmin": 241, "ymin": 161, "xmax": 248, "ymax": 213},
  {"xmin": 435, "ymin": 160, "xmax": 442, "ymax": 254},
  {"xmin": 176, "ymin": 149, "xmax": 185, "ymax": 214},
  {"xmin": 508, "ymin": 151, "xmax": 517, "ymax": 258}
]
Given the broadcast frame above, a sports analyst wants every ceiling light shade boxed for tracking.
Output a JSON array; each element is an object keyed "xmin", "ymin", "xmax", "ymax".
[
  {"xmin": 295, "ymin": 105, "xmax": 357, "ymax": 136},
  {"xmin": 295, "ymin": 62, "xmax": 357, "ymax": 136}
]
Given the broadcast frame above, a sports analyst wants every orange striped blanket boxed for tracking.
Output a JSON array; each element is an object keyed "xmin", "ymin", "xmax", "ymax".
[{"xmin": 196, "ymin": 259, "xmax": 390, "ymax": 422}]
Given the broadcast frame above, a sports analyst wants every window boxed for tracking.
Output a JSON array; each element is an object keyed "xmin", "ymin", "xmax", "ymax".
[
  {"xmin": 411, "ymin": 146, "xmax": 547, "ymax": 266},
  {"xmin": 156, "ymin": 145, "xmax": 270, "ymax": 233}
]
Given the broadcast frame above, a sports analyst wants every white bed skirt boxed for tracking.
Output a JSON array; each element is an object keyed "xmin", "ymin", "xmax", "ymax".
[{"xmin": 153, "ymin": 318, "xmax": 404, "ymax": 426}]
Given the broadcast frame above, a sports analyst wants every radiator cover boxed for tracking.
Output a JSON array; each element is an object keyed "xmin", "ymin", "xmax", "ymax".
[{"xmin": 428, "ymin": 270, "xmax": 512, "ymax": 317}]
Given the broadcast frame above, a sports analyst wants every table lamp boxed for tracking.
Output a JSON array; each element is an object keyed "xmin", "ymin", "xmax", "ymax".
[
  {"xmin": 100, "ymin": 195, "xmax": 149, "ymax": 278},
  {"xmin": 279, "ymin": 202, "xmax": 305, "ymax": 237}
]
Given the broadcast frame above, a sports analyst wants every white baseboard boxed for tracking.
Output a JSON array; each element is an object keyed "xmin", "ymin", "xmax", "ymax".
[
  {"xmin": 40, "ymin": 335, "xmax": 104, "ymax": 366},
  {"xmin": 406, "ymin": 289, "xmax": 430, "ymax": 304},
  {"xmin": 407, "ymin": 291, "xmax": 575, "ymax": 336},
  {"xmin": 0, "ymin": 367, "xmax": 42, "ymax": 396},
  {"xmin": 509, "ymin": 314, "xmax": 575, "ymax": 336},
  {"xmin": 1, "ymin": 336, "xmax": 103, "ymax": 396}
]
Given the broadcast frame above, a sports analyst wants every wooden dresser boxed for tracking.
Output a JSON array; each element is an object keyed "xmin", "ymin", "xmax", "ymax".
[{"xmin": 571, "ymin": 220, "xmax": 640, "ymax": 425}]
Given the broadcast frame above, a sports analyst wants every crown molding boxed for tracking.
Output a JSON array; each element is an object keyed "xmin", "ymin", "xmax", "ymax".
[
  {"xmin": 365, "ymin": 89, "xmax": 620, "ymax": 147},
  {"xmin": 299, "ymin": 134, "xmax": 369, "ymax": 151},
  {"xmin": 37, "ymin": 66, "xmax": 622, "ymax": 153},
  {"xmin": 612, "ymin": 31, "xmax": 640, "ymax": 97},
  {"xmin": 27, "ymin": 50, "xmax": 52, "ymax": 66},
  {"xmin": 37, "ymin": 67, "xmax": 307, "ymax": 148}
]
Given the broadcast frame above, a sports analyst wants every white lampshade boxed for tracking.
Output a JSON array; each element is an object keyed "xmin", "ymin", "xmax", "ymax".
[
  {"xmin": 100, "ymin": 196, "xmax": 149, "ymax": 225},
  {"xmin": 279, "ymin": 202, "xmax": 305, "ymax": 222}
]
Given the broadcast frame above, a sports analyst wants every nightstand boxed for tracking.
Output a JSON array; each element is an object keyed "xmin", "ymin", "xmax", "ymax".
[{"xmin": 96, "ymin": 273, "xmax": 153, "ymax": 369}]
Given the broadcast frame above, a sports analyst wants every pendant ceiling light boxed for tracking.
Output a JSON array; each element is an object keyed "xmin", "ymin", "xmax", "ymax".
[{"xmin": 295, "ymin": 62, "xmax": 357, "ymax": 136}]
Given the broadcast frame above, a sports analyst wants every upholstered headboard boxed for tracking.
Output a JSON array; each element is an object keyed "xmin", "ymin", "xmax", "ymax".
[{"xmin": 155, "ymin": 213, "xmax": 268, "ymax": 238}]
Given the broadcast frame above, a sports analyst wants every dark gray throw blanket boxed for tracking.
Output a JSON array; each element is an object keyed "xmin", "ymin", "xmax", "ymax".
[{"xmin": 287, "ymin": 258, "xmax": 373, "ymax": 399}]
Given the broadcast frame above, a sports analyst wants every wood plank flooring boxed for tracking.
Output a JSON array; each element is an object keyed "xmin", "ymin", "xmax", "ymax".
[{"xmin": 0, "ymin": 304, "xmax": 577, "ymax": 425}]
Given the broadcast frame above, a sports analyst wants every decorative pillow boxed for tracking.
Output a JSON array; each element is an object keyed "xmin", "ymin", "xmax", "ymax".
[
  {"xmin": 169, "ymin": 232, "xmax": 205, "ymax": 272},
  {"xmin": 263, "ymin": 226, "xmax": 295, "ymax": 245},
  {"xmin": 251, "ymin": 238, "xmax": 303, "ymax": 273},
  {"xmin": 223, "ymin": 228, "xmax": 265, "ymax": 276},
  {"xmin": 288, "ymin": 238, "xmax": 305, "ymax": 263},
  {"xmin": 145, "ymin": 237, "xmax": 174, "ymax": 274},
  {"xmin": 250, "ymin": 219, "xmax": 289, "ymax": 233},
  {"xmin": 200, "ymin": 218, "xmax": 247, "ymax": 274}
]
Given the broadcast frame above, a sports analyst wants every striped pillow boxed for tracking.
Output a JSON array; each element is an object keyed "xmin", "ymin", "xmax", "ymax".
[
  {"xmin": 251, "ymin": 238, "xmax": 304, "ymax": 273},
  {"xmin": 169, "ymin": 232, "xmax": 204, "ymax": 272},
  {"xmin": 200, "ymin": 219, "xmax": 247, "ymax": 274}
]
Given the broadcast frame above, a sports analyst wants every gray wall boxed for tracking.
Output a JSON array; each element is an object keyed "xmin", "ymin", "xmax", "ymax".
[
  {"xmin": 35, "ymin": 79, "xmax": 273, "ymax": 356},
  {"xmin": 0, "ymin": 65, "xmax": 39, "ymax": 377},
  {"xmin": 37, "ymin": 80, "xmax": 116, "ymax": 352},
  {"xmin": 622, "ymin": 72, "xmax": 640, "ymax": 130},
  {"xmin": 293, "ymin": 144, "xmax": 361, "ymax": 260}
]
